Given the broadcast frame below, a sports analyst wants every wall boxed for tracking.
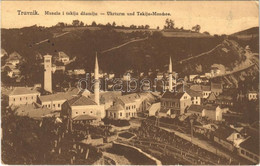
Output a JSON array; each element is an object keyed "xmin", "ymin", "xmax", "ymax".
[
  {"xmin": 41, "ymin": 100, "xmax": 66, "ymax": 111},
  {"xmin": 238, "ymin": 147, "xmax": 259, "ymax": 164},
  {"xmin": 71, "ymin": 105, "xmax": 105, "ymax": 119},
  {"xmin": 9, "ymin": 93, "xmax": 39, "ymax": 106}
]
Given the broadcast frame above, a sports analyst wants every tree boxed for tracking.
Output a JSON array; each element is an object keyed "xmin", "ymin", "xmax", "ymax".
[
  {"xmin": 144, "ymin": 25, "xmax": 150, "ymax": 29},
  {"xmin": 91, "ymin": 21, "xmax": 97, "ymax": 26},
  {"xmin": 192, "ymin": 24, "xmax": 201, "ymax": 32},
  {"xmin": 72, "ymin": 20, "xmax": 80, "ymax": 26},
  {"xmin": 203, "ymin": 31, "xmax": 210, "ymax": 35},
  {"xmin": 112, "ymin": 21, "xmax": 116, "ymax": 27},
  {"xmin": 164, "ymin": 18, "xmax": 174, "ymax": 29},
  {"xmin": 106, "ymin": 22, "xmax": 112, "ymax": 27},
  {"xmin": 79, "ymin": 21, "xmax": 84, "ymax": 26},
  {"xmin": 56, "ymin": 22, "xmax": 65, "ymax": 27}
]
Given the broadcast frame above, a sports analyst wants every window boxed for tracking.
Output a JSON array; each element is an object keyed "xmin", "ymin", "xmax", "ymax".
[
  {"xmin": 76, "ymin": 112, "xmax": 78, "ymax": 114},
  {"xmin": 83, "ymin": 112, "xmax": 85, "ymax": 114},
  {"xmin": 48, "ymin": 104, "xmax": 50, "ymax": 108},
  {"xmin": 26, "ymin": 97, "xmax": 27, "ymax": 100},
  {"xmin": 241, "ymin": 150, "xmax": 245, "ymax": 155},
  {"xmin": 58, "ymin": 104, "xmax": 60, "ymax": 107},
  {"xmin": 53, "ymin": 104, "xmax": 55, "ymax": 107},
  {"xmin": 13, "ymin": 98, "xmax": 15, "ymax": 101},
  {"xmin": 90, "ymin": 111, "xmax": 93, "ymax": 114},
  {"xmin": 20, "ymin": 97, "xmax": 22, "ymax": 101},
  {"xmin": 31, "ymin": 96, "xmax": 33, "ymax": 99},
  {"xmin": 120, "ymin": 112, "xmax": 122, "ymax": 116}
]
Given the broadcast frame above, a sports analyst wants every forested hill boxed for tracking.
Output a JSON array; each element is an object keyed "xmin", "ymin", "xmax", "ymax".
[{"xmin": 1, "ymin": 26, "xmax": 258, "ymax": 76}]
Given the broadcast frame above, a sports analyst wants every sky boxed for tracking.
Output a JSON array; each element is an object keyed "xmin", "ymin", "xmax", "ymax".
[{"xmin": 1, "ymin": 1, "xmax": 259, "ymax": 35}]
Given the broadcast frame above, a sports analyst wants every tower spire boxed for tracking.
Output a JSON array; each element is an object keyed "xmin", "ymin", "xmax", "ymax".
[
  {"xmin": 169, "ymin": 56, "xmax": 173, "ymax": 91},
  {"xmin": 94, "ymin": 52, "xmax": 100, "ymax": 105}
]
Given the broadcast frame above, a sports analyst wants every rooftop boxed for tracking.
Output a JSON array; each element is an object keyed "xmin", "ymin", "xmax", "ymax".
[
  {"xmin": 58, "ymin": 51, "xmax": 69, "ymax": 58},
  {"xmin": 239, "ymin": 136, "xmax": 259, "ymax": 155},
  {"xmin": 117, "ymin": 93, "xmax": 140, "ymax": 104},
  {"xmin": 9, "ymin": 87, "xmax": 40, "ymax": 96},
  {"xmin": 67, "ymin": 95, "xmax": 97, "ymax": 106},
  {"xmin": 162, "ymin": 91, "xmax": 185, "ymax": 100},
  {"xmin": 107, "ymin": 104, "xmax": 124, "ymax": 111},
  {"xmin": 188, "ymin": 104, "xmax": 204, "ymax": 113},
  {"xmin": 72, "ymin": 114, "xmax": 96, "ymax": 121}
]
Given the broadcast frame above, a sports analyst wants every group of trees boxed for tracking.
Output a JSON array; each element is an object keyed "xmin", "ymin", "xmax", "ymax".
[
  {"xmin": 56, "ymin": 20, "xmax": 151, "ymax": 30},
  {"xmin": 55, "ymin": 18, "xmax": 212, "ymax": 34}
]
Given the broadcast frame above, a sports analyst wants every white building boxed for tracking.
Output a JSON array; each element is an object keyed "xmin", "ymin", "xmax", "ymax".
[
  {"xmin": 44, "ymin": 54, "xmax": 52, "ymax": 93},
  {"xmin": 8, "ymin": 87, "xmax": 40, "ymax": 106},
  {"xmin": 58, "ymin": 51, "xmax": 70, "ymax": 64},
  {"xmin": 246, "ymin": 91, "xmax": 258, "ymax": 101}
]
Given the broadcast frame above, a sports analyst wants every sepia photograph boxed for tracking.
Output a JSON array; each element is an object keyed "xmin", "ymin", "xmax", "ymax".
[{"xmin": 1, "ymin": 1, "xmax": 259, "ymax": 165}]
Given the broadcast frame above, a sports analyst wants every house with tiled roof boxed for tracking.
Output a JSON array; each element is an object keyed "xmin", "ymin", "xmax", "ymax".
[
  {"xmin": 1, "ymin": 48, "xmax": 7, "ymax": 57},
  {"xmin": 6, "ymin": 51, "xmax": 22, "ymax": 66},
  {"xmin": 8, "ymin": 87, "xmax": 40, "ymax": 106},
  {"xmin": 238, "ymin": 135, "xmax": 260, "ymax": 164},
  {"xmin": 213, "ymin": 126, "xmax": 236, "ymax": 151},
  {"xmin": 106, "ymin": 104, "xmax": 125, "ymax": 119},
  {"xmin": 38, "ymin": 92, "xmax": 76, "ymax": 111},
  {"xmin": 161, "ymin": 91, "xmax": 192, "ymax": 115},
  {"xmin": 211, "ymin": 82, "xmax": 223, "ymax": 96},
  {"xmin": 14, "ymin": 103, "xmax": 54, "ymax": 120},
  {"xmin": 61, "ymin": 95, "xmax": 105, "ymax": 122},
  {"xmin": 187, "ymin": 104, "xmax": 223, "ymax": 121},
  {"xmin": 57, "ymin": 51, "xmax": 70, "ymax": 64}
]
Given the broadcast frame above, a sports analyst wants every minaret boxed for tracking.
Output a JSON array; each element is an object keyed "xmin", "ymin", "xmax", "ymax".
[
  {"xmin": 44, "ymin": 54, "xmax": 52, "ymax": 93},
  {"xmin": 94, "ymin": 53, "xmax": 100, "ymax": 105},
  {"xmin": 169, "ymin": 56, "xmax": 173, "ymax": 91}
]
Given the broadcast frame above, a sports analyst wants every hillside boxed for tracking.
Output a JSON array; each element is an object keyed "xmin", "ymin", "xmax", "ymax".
[
  {"xmin": 229, "ymin": 27, "xmax": 259, "ymax": 52},
  {"xmin": 1, "ymin": 26, "xmax": 258, "ymax": 78}
]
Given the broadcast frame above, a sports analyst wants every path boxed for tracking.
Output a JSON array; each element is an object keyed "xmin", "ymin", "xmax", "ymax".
[
  {"xmin": 103, "ymin": 152, "xmax": 130, "ymax": 165},
  {"xmin": 101, "ymin": 37, "xmax": 148, "ymax": 54},
  {"xmin": 159, "ymin": 126, "xmax": 233, "ymax": 160}
]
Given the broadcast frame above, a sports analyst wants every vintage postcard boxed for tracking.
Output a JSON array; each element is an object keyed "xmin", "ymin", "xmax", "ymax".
[{"xmin": 1, "ymin": 1, "xmax": 259, "ymax": 165}]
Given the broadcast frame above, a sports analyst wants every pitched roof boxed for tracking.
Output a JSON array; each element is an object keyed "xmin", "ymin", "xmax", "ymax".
[
  {"xmin": 148, "ymin": 102, "xmax": 160, "ymax": 114},
  {"xmin": 203, "ymin": 104, "xmax": 218, "ymax": 110},
  {"xmin": 190, "ymin": 85, "xmax": 202, "ymax": 92},
  {"xmin": 72, "ymin": 114, "xmax": 96, "ymax": 121},
  {"xmin": 117, "ymin": 93, "xmax": 140, "ymax": 104},
  {"xmin": 107, "ymin": 104, "xmax": 124, "ymax": 111},
  {"xmin": 67, "ymin": 95, "xmax": 97, "ymax": 106},
  {"xmin": 214, "ymin": 126, "xmax": 235, "ymax": 141},
  {"xmin": 58, "ymin": 51, "xmax": 69, "ymax": 58},
  {"xmin": 239, "ymin": 136, "xmax": 259, "ymax": 155},
  {"xmin": 208, "ymin": 93, "xmax": 217, "ymax": 101},
  {"xmin": 39, "ymin": 92, "xmax": 74, "ymax": 102},
  {"xmin": 188, "ymin": 104, "xmax": 204, "ymax": 113},
  {"xmin": 9, "ymin": 87, "xmax": 40, "ymax": 96},
  {"xmin": 211, "ymin": 82, "xmax": 222, "ymax": 90},
  {"xmin": 201, "ymin": 85, "xmax": 211, "ymax": 91},
  {"xmin": 7, "ymin": 51, "xmax": 22, "ymax": 61},
  {"xmin": 162, "ymin": 91, "xmax": 185, "ymax": 100},
  {"xmin": 160, "ymin": 108, "xmax": 170, "ymax": 113},
  {"xmin": 15, "ymin": 104, "xmax": 53, "ymax": 119}
]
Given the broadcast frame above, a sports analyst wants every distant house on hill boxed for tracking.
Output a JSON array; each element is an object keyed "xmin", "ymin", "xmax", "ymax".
[
  {"xmin": 211, "ymin": 82, "xmax": 223, "ymax": 96},
  {"xmin": 57, "ymin": 51, "xmax": 70, "ymax": 64},
  {"xmin": 1, "ymin": 48, "xmax": 8, "ymax": 58},
  {"xmin": 188, "ymin": 104, "xmax": 223, "ymax": 121},
  {"xmin": 246, "ymin": 91, "xmax": 258, "ymax": 101},
  {"xmin": 6, "ymin": 51, "xmax": 22, "ymax": 66}
]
